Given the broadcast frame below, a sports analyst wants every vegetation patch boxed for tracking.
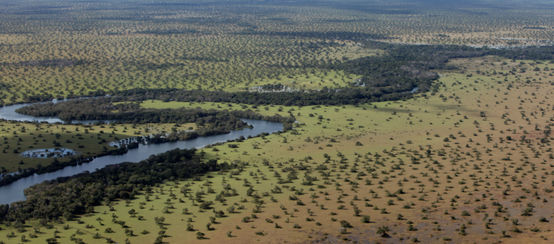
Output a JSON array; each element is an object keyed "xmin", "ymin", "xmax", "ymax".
[{"xmin": 0, "ymin": 149, "xmax": 232, "ymax": 222}]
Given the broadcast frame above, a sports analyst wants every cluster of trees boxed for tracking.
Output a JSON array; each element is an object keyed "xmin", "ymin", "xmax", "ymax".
[
  {"xmin": 342, "ymin": 41, "xmax": 553, "ymax": 83},
  {"xmin": 113, "ymin": 87, "xmax": 417, "ymax": 106},
  {"xmin": 17, "ymin": 98, "xmax": 293, "ymax": 128},
  {"xmin": 241, "ymin": 30, "xmax": 388, "ymax": 41},
  {"xmin": 2, "ymin": 59, "xmax": 86, "ymax": 68},
  {"xmin": 0, "ymin": 149, "xmax": 231, "ymax": 223},
  {"xmin": 490, "ymin": 45, "xmax": 554, "ymax": 60},
  {"xmin": 17, "ymin": 100, "xmax": 244, "ymax": 125}
]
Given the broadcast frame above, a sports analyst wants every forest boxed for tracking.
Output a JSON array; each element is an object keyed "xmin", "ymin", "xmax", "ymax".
[{"xmin": 0, "ymin": 149, "xmax": 231, "ymax": 223}]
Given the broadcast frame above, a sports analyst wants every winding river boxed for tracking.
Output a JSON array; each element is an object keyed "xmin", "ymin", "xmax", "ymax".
[{"xmin": 0, "ymin": 101, "xmax": 283, "ymax": 205}]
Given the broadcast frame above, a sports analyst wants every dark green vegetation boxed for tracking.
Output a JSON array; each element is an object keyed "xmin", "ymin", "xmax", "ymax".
[
  {"xmin": 17, "ymin": 98, "xmax": 292, "ymax": 126},
  {"xmin": 17, "ymin": 98, "xmax": 294, "ymax": 132},
  {"xmin": 0, "ymin": 149, "xmax": 230, "ymax": 222}
]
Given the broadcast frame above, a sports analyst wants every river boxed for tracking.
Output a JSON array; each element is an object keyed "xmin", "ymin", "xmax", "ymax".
[{"xmin": 0, "ymin": 101, "xmax": 283, "ymax": 204}]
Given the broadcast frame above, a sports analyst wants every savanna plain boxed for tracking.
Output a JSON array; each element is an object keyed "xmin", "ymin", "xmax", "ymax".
[{"xmin": 0, "ymin": 0, "xmax": 552, "ymax": 243}]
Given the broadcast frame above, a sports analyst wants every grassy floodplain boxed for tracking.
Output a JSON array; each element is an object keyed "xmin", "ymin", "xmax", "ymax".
[
  {"xmin": 0, "ymin": 122, "xmax": 195, "ymax": 173},
  {"xmin": 1, "ymin": 56, "xmax": 551, "ymax": 243}
]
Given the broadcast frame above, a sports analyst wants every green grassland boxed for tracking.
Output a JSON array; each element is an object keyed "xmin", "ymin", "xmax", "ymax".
[{"xmin": 1, "ymin": 57, "xmax": 551, "ymax": 243}]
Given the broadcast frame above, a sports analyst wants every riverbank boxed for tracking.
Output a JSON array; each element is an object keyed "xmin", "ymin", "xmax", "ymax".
[
  {"xmin": 0, "ymin": 119, "xmax": 284, "ymax": 205},
  {"xmin": 0, "ymin": 97, "xmax": 288, "ymax": 206}
]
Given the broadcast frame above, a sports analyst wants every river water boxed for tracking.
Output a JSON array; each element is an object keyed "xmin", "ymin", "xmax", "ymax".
[{"xmin": 0, "ymin": 101, "xmax": 283, "ymax": 205}]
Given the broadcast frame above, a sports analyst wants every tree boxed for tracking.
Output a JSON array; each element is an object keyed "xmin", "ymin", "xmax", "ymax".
[
  {"xmin": 196, "ymin": 232, "xmax": 206, "ymax": 240},
  {"xmin": 377, "ymin": 226, "xmax": 390, "ymax": 238}
]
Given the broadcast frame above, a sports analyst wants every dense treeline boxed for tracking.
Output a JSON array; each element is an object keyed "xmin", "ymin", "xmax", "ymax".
[
  {"xmin": 17, "ymin": 100, "xmax": 246, "ymax": 126},
  {"xmin": 0, "ymin": 149, "xmax": 232, "ymax": 223},
  {"xmin": 334, "ymin": 43, "xmax": 490, "ymax": 89},
  {"xmin": 112, "ymin": 87, "xmax": 417, "ymax": 106},
  {"xmin": 17, "ymin": 99, "xmax": 293, "ymax": 127},
  {"xmin": 381, "ymin": 42, "xmax": 554, "ymax": 62},
  {"xmin": 491, "ymin": 45, "xmax": 554, "ymax": 60},
  {"xmin": 341, "ymin": 42, "xmax": 553, "ymax": 86},
  {"xmin": 240, "ymin": 31, "xmax": 388, "ymax": 41},
  {"xmin": 18, "ymin": 100, "xmax": 290, "ymax": 130}
]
